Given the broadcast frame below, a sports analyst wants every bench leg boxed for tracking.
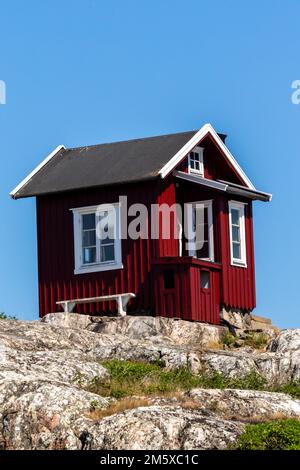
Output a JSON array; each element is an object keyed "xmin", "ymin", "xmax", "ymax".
[
  {"xmin": 117, "ymin": 296, "xmax": 128, "ymax": 317},
  {"xmin": 62, "ymin": 302, "xmax": 76, "ymax": 313}
]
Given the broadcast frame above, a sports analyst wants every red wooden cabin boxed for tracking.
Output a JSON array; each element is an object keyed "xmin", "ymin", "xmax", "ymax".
[{"xmin": 11, "ymin": 123, "xmax": 271, "ymax": 324}]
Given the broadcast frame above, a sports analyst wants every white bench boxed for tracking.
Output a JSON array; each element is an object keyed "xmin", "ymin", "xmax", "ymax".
[{"xmin": 56, "ymin": 293, "xmax": 135, "ymax": 317}]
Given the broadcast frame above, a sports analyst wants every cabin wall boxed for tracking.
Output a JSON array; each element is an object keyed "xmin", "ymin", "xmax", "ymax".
[
  {"xmin": 219, "ymin": 197, "xmax": 256, "ymax": 311},
  {"xmin": 36, "ymin": 174, "xmax": 256, "ymax": 320},
  {"xmin": 36, "ymin": 181, "xmax": 157, "ymax": 317}
]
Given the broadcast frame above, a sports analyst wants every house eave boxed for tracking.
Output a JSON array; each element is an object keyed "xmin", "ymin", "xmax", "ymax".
[
  {"xmin": 10, "ymin": 145, "xmax": 65, "ymax": 199},
  {"xmin": 173, "ymin": 171, "xmax": 272, "ymax": 202}
]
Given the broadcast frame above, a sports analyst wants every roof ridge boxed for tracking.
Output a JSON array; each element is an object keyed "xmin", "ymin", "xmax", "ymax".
[{"xmin": 66, "ymin": 129, "xmax": 197, "ymax": 151}]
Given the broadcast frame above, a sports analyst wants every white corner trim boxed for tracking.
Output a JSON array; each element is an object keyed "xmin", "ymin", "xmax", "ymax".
[
  {"xmin": 158, "ymin": 123, "xmax": 255, "ymax": 190},
  {"xmin": 10, "ymin": 145, "xmax": 65, "ymax": 198}
]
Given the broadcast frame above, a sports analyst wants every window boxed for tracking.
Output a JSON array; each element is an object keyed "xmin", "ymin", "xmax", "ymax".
[
  {"xmin": 188, "ymin": 146, "xmax": 204, "ymax": 175},
  {"xmin": 229, "ymin": 201, "xmax": 247, "ymax": 267},
  {"xmin": 163, "ymin": 269, "xmax": 175, "ymax": 289},
  {"xmin": 187, "ymin": 200, "xmax": 214, "ymax": 262},
  {"xmin": 200, "ymin": 270, "xmax": 210, "ymax": 289},
  {"xmin": 72, "ymin": 204, "xmax": 122, "ymax": 274}
]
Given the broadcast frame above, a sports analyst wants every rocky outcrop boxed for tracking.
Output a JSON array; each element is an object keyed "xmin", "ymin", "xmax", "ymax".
[
  {"xmin": 268, "ymin": 329, "xmax": 300, "ymax": 353},
  {"xmin": 220, "ymin": 308, "xmax": 278, "ymax": 336},
  {"xmin": 0, "ymin": 381, "xmax": 110, "ymax": 450},
  {"xmin": 74, "ymin": 407, "xmax": 244, "ymax": 450},
  {"xmin": 42, "ymin": 313, "xmax": 224, "ymax": 348},
  {"xmin": 186, "ymin": 388, "xmax": 300, "ymax": 420},
  {"xmin": 0, "ymin": 314, "xmax": 300, "ymax": 450}
]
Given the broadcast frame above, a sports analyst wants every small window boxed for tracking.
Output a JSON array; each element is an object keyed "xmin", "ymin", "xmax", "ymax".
[
  {"xmin": 188, "ymin": 147, "xmax": 204, "ymax": 175},
  {"xmin": 72, "ymin": 204, "xmax": 122, "ymax": 274},
  {"xmin": 229, "ymin": 201, "xmax": 247, "ymax": 267},
  {"xmin": 163, "ymin": 269, "xmax": 175, "ymax": 289},
  {"xmin": 200, "ymin": 270, "xmax": 210, "ymax": 289}
]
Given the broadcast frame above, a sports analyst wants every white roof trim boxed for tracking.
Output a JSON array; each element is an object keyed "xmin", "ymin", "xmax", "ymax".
[
  {"xmin": 158, "ymin": 123, "xmax": 255, "ymax": 190},
  {"xmin": 10, "ymin": 145, "xmax": 65, "ymax": 199}
]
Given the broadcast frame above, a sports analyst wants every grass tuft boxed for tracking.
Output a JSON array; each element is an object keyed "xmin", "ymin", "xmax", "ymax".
[
  {"xmin": 221, "ymin": 330, "xmax": 269, "ymax": 350},
  {"xmin": 87, "ymin": 397, "xmax": 151, "ymax": 420},
  {"xmin": 86, "ymin": 359, "xmax": 267, "ymax": 398}
]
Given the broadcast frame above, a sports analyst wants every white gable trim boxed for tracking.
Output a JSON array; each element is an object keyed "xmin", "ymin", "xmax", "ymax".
[
  {"xmin": 158, "ymin": 123, "xmax": 255, "ymax": 190},
  {"xmin": 10, "ymin": 145, "xmax": 65, "ymax": 199}
]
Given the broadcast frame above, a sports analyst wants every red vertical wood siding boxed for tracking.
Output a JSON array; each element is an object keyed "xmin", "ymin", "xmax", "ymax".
[
  {"xmin": 219, "ymin": 196, "xmax": 256, "ymax": 310},
  {"xmin": 153, "ymin": 258, "xmax": 221, "ymax": 324},
  {"xmin": 156, "ymin": 175, "xmax": 179, "ymax": 257},
  {"xmin": 37, "ymin": 181, "xmax": 157, "ymax": 316}
]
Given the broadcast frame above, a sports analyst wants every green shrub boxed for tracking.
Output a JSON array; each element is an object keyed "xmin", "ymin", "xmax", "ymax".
[
  {"xmin": 274, "ymin": 381, "xmax": 300, "ymax": 399},
  {"xmin": 86, "ymin": 359, "xmax": 298, "ymax": 402},
  {"xmin": 196, "ymin": 369, "xmax": 266, "ymax": 391},
  {"xmin": 87, "ymin": 359, "xmax": 267, "ymax": 398},
  {"xmin": 92, "ymin": 359, "xmax": 201, "ymax": 397},
  {"xmin": 221, "ymin": 330, "xmax": 269, "ymax": 350},
  {"xmin": 0, "ymin": 312, "xmax": 17, "ymax": 320},
  {"xmin": 244, "ymin": 332, "xmax": 269, "ymax": 349},
  {"xmin": 231, "ymin": 370, "xmax": 267, "ymax": 390},
  {"xmin": 233, "ymin": 419, "xmax": 300, "ymax": 450},
  {"xmin": 221, "ymin": 330, "xmax": 236, "ymax": 348}
]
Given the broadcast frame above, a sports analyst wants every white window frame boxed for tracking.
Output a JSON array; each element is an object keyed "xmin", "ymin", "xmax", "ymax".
[
  {"xmin": 188, "ymin": 146, "xmax": 204, "ymax": 176},
  {"xmin": 71, "ymin": 203, "xmax": 123, "ymax": 275},
  {"xmin": 187, "ymin": 200, "xmax": 214, "ymax": 262},
  {"xmin": 228, "ymin": 200, "xmax": 247, "ymax": 268}
]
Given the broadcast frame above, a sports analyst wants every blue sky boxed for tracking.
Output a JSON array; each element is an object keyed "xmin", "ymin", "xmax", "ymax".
[{"xmin": 0, "ymin": 0, "xmax": 299, "ymax": 327}]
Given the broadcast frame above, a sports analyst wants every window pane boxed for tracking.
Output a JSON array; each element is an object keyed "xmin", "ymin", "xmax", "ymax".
[
  {"xmin": 101, "ymin": 236, "xmax": 114, "ymax": 245},
  {"xmin": 82, "ymin": 230, "xmax": 96, "ymax": 247},
  {"xmin": 98, "ymin": 210, "xmax": 116, "ymax": 241},
  {"xmin": 231, "ymin": 209, "xmax": 240, "ymax": 226},
  {"xmin": 101, "ymin": 244, "xmax": 115, "ymax": 262},
  {"xmin": 232, "ymin": 242, "xmax": 241, "ymax": 259},
  {"xmin": 232, "ymin": 226, "xmax": 240, "ymax": 243},
  {"xmin": 200, "ymin": 270, "xmax": 210, "ymax": 289},
  {"xmin": 197, "ymin": 241, "xmax": 209, "ymax": 259},
  {"xmin": 194, "ymin": 206, "xmax": 207, "ymax": 229},
  {"xmin": 83, "ymin": 247, "xmax": 96, "ymax": 264},
  {"xmin": 82, "ymin": 213, "xmax": 95, "ymax": 230},
  {"xmin": 194, "ymin": 206, "xmax": 209, "ymax": 258}
]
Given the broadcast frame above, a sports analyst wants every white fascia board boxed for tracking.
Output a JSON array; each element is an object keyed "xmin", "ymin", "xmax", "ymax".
[
  {"xmin": 174, "ymin": 170, "xmax": 228, "ymax": 192},
  {"xmin": 10, "ymin": 145, "xmax": 65, "ymax": 199},
  {"xmin": 159, "ymin": 123, "xmax": 255, "ymax": 190}
]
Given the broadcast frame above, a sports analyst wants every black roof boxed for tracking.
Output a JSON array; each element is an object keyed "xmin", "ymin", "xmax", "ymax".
[{"xmin": 12, "ymin": 129, "xmax": 226, "ymax": 199}]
